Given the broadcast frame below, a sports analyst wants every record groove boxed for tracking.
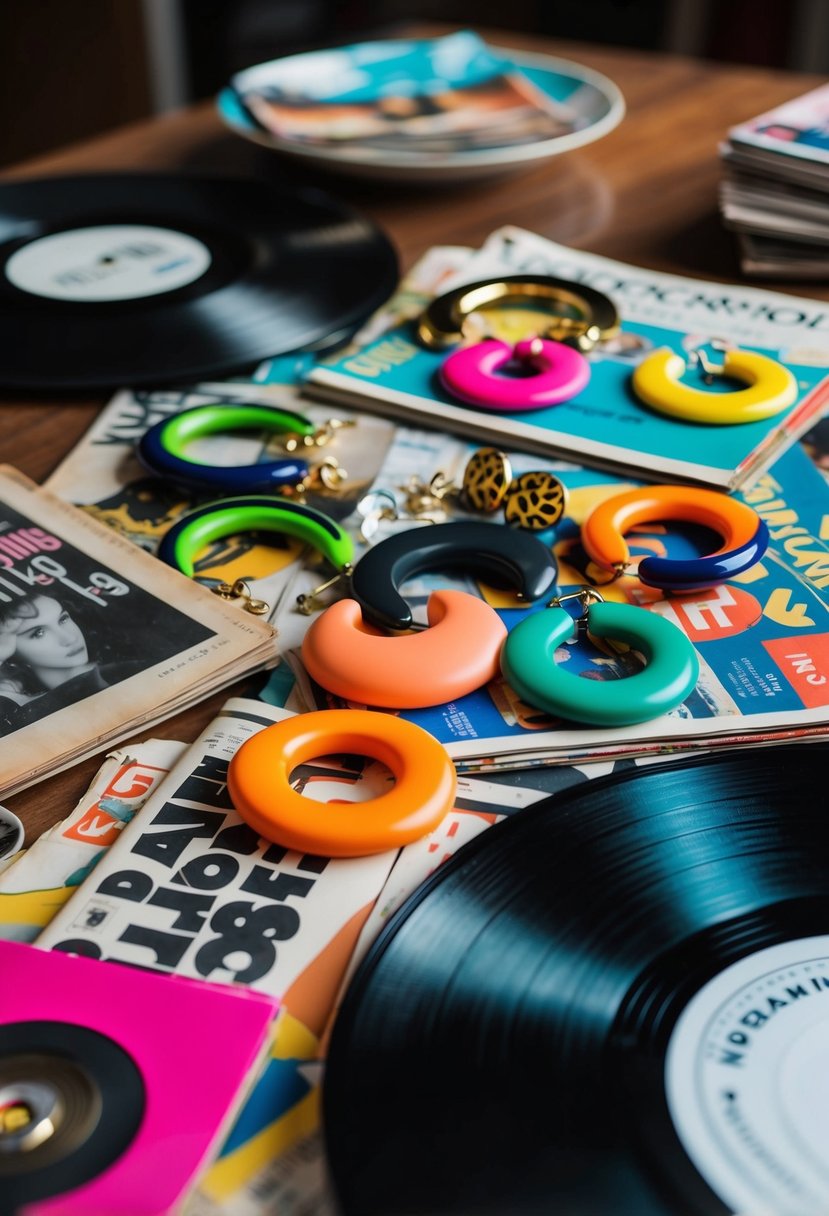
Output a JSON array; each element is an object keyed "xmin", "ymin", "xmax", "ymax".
[
  {"xmin": 324, "ymin": 744, "xmax": 829, "ymax": 1216},
  {"xmin": 0, "ymin": 1020, "xmax": 145, "ymax": 1213},
  {"xmin": 0, "ymin": 174, "xmax": 399, "ymax": 389}
]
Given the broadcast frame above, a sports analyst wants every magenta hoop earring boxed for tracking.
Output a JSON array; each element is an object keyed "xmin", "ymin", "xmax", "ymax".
[{"xmin": 439, "ymin": 336, "xmax": 590, "ymax": 412}]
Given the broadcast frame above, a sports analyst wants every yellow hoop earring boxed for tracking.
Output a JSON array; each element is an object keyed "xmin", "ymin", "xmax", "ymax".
[{"xmin": 631, "ymin": 347, "xmax": 797, "ymax": 425}]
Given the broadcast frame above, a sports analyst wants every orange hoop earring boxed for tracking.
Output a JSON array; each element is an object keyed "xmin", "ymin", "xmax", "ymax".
[{"xmin": 228, "ymin": 709, "xmax": 457, "ymax": 856}]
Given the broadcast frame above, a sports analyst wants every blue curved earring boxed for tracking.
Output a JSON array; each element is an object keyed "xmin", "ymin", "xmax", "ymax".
[
  {"xmin": 501, "ymin": 589, "xmax": 699, "ymax": 727},
  {"xmin": 137, "ymin": 402, "xmax": 315, "ymax": 494}
]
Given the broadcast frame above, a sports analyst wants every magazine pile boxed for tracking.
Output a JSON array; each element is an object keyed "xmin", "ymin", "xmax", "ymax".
[
  {"xmin": 30, "ymin": 695, "xmax": 602, "ymax": 1215},
  {"xmin": 45, "ymin": 230, "xmax": 829, "ymax": 775},
  {"xmin": 0, "ymin": 466, "xmax": 276, "ymax": 795},
  {"xmin": 720, "ymin": 82, "xmax": 829, "ymax": 278},
  {"xmin": 306, "ymin": 226, "xmax": 829, "ymax": 490}
]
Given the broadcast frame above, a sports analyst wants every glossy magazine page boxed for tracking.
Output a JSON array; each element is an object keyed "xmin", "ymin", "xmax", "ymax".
[
  {"xmin": 284, "ymin": 426, "xmax": 829, "ymax": 768},
  {"xmin": 308, "ymin": 226, "xmax": 829, "ymax": 489}
]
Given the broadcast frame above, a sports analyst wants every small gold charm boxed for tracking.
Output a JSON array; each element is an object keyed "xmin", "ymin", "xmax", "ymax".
[{"xmin": 211, "ymin": 578, "xmax": 270, "ymax": 616}]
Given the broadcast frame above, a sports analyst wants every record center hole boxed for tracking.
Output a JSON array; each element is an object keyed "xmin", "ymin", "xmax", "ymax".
[
  {"xmin": 0, "ymin": 1100, "xmax": 33, "ymax": 1135},
  {"xmin": 288, "ymin": 752, "xmax": 395, "ymax": 806}
]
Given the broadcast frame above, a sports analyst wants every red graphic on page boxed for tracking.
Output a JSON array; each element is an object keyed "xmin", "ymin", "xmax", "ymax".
[
  {"xmin": 763, "ymin": 634, "xmax": 829, "ymax": 708},
  {"xmin": 647, "ymin": 584, "xmax": 762, "ymax": 643},
  {"xmin": 63, "ymin": 761, "xmax": 167, "ymax": 846}
]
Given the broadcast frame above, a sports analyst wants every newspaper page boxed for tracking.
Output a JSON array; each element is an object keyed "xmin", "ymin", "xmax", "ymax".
[
  {"xmin": 37, "ymin": 697, "xmax": 400, "ymax": 1026},
  {"xmin": 0, "ymin": 467, "xmax": 275, "ymax": 795},
  {"xmin": 0, "ymin": 738, "xmax": 184, "ymax": 942},
  {"xmin": 191, "ymin": 754, "xmax": 624, "ymax": 1216}
]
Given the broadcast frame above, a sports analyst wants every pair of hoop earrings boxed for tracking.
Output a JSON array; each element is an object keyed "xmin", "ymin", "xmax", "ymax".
[
  {"xmin": 138, "ymin": 401, "xmax": 352, "ymax": 496},
  {"xmin": 301, "ymin": 521, "xmax": 558, "ymax": 709},
  {"xmin": 418, "ymin": 274, "xmax": 620, "ymax": 414},
  {"xmin": 631, "ymin": 345, "xmax": 798, "ymax": 426}
]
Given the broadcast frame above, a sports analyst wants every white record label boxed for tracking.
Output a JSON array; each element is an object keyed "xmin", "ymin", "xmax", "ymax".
[
  {"xmin": 665, "ymin": 936, "xmax": 829, "ymax": 1215},
  {"xmin": 5, "ymin": 224, "xmax": 212, "ymax": 301}
]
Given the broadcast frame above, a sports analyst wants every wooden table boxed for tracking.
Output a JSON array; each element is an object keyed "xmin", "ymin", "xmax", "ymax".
[{"xmin": 2, "ymin": 28, "xmax": 826, "ymax": 842}]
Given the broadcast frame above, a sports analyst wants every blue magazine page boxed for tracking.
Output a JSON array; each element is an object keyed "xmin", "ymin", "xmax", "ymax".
[
  {"xmin": 307, "ymin": 227, "xmax": 829, "ymax": 490},
  {"xmin": 281, "ymin": 425, "xmax": 829, "ymax": 770}
]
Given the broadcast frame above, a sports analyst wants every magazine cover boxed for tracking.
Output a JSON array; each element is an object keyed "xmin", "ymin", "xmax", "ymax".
[
  {"xmin": 285, "ymin": 423, "xmax": 829, "ymax": 770},
  {"xmin": 230, "ymin": 31, "xmax": 578, "ymax": 153},
  {"xmin": 307, "ymin": 226, "xmax": 829, "ymax": 490},
  {"xmin": 0, "ymin": 466, "xmax": 275, "ymax": 795},
  {"xmin": 728, "ymin": 82, "xmax": 829, "ymax": 167}
]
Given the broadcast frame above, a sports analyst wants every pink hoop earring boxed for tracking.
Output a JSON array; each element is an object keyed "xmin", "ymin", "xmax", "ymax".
[{"xmin": 439, "ymin": 336, "xmax": 590, "ymax": 412}]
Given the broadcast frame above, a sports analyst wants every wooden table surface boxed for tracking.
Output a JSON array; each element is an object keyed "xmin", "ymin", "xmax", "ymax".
[{"xmin": 2, "ymin": 28, "xmax": 826, "ymax": 842}]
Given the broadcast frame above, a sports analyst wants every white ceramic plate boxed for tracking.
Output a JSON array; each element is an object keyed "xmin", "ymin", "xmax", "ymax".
[{"xmin": 218, "ymin": 47, "xmax": 625, "ymax": 183}]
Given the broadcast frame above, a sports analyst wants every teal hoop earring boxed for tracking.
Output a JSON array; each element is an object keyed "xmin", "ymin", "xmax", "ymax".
[{"xmin": 501, "ymin": 589, "xmax": 699, "ymax": 726}]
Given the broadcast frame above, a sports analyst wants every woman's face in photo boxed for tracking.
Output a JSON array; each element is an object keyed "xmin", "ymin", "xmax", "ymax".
[{"xmin": 11, "ymin": 597, "xmax": 88, "ymax": 675}]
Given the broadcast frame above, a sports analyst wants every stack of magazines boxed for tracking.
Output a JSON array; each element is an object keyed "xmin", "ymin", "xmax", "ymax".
[
  {"xmin": 45, "ymin": 226, "xmax": 829, "ymax": 778},
  {"xmin": 719, "ymin": 82, "xmax": 829, "ymax": 278}
]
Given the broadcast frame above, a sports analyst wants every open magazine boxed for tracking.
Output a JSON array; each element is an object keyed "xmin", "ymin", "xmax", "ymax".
[
  {"xmin": 306, "ymin": 226, "xmax": 829, "ymax": 491},
  {"xmin": 276, "ymin": 423, "xmax": 829, "ymax": 771},
  {"xmin": 45, "ymin": 384, "xmax": 397, "ymax": 627},
  {"xmin": 0, "ymin": 467, "xmax": 276, "ymax": 795}
]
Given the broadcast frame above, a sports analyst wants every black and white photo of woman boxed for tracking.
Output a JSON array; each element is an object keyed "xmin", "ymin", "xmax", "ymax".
[{"xmin": 0, "ymin": 588, "xmax": 143, "ymax": 733}]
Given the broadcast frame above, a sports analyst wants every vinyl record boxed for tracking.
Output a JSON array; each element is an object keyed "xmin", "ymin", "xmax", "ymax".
[
  {"xmin": 324, "ymin": 743, "xmax": 829, "ymax": 1216},
  {"xmin": 0, "ymin": 940, "xmax": 278, "ymax": 1216},
  {"xmin": 0, "ymin": 1021, "xmax": 145, "ymax": 1213},
  {"xmin": 0, "ymin": 173, "xmax": 399, "ymax": 389}
]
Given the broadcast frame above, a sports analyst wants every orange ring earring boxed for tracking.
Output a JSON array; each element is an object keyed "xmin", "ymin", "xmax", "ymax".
[
  {"xmin": 582, "ymin": 485, "xmax": 769, "ymax": 591},
  {"xmin": 228, "ymin": 709, "xmax": 457, "ymax": 856}
]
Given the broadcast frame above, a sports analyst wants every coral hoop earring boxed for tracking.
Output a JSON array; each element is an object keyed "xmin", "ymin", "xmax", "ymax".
[{"xmin": 301, "ymin": 590, "xmax": 506, "ymax": 709}]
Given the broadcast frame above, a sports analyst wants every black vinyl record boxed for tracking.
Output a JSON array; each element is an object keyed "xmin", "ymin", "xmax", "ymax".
[
  {"xmin": 0, "ymin": 173, "xmax": 399, "ymax": 389},
  {"xmin": 324, "ymin": 743, "xmax": 829, "ymax": 1216},
  {"xmin": 0, "ymin": 1020, "xmax": 144, "ymax": 1214}
]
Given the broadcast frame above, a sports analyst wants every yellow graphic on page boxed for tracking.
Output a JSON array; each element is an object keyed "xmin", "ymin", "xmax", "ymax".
[{"xmin": 201, "ymin": 1010, "xmax": 321, "ymax": 1201}]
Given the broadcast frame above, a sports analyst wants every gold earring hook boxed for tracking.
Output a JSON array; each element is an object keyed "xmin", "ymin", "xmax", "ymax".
[{"xmin": 211, "ymin": 579, "xmax": 270, "ymax": 616}]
